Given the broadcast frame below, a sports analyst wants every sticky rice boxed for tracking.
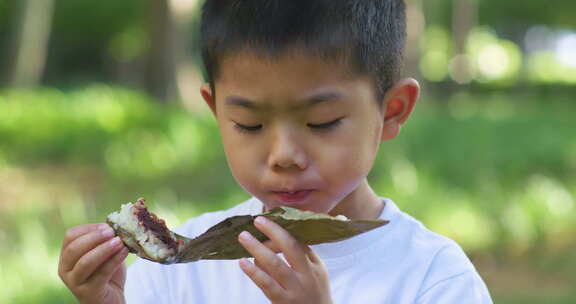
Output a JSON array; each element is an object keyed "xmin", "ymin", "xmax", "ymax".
[{"xmin": 107, "ymin": 198, "xmax": 182, "ymax": 263}]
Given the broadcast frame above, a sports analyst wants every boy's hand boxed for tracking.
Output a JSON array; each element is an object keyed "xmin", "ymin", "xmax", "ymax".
[
  {"xmin": 238, "ymin": 216, "xmax": 332, "ymax": 304},
  {"xmin": 58, "ymin": 223, "xmax": 129, "ymax": 304}
]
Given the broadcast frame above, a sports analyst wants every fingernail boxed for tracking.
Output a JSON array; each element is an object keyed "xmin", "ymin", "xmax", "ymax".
[
  {"xmin": 239, "ymin": 231, "xmax": 252, "ymax": 241},
  {"xmin": 239, "ymin": 258, "xmax": 252, "ymax": 269},
  {"xmin": 98, "ymin": 223, "xmax": 110, "ymax": 230},
  {"xmin": 254, "ymin": 216, "xmax": 266, "ymax": 226},
  {"xmin": 109, "ymin": 237, "xmax": 121, "ymax": 247},
  {"xmin": 101, "ymin": 227, "xmax": 115, "ymax": 238}
]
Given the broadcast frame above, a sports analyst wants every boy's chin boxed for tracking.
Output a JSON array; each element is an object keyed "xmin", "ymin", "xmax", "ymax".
[{"xmin": 262, "ymin": 200, "xmax": 331, "ymax": 215}]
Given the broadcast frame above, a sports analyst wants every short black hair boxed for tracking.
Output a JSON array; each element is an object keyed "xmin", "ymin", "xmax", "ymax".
[{"xmin": 199, "ymin": 0, "xmax": 406, "ymax": 103}]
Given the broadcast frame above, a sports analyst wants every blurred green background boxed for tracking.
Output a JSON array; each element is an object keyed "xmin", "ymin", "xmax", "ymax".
[{"xmin": 0, "ymin": 0, "xmax": 575, "ymax": 303}]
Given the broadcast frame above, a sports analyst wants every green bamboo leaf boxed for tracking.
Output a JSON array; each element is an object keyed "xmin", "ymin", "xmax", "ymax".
[{"xmin": 110, "ymin": 204, "xmax": 389, "ymax": 264}]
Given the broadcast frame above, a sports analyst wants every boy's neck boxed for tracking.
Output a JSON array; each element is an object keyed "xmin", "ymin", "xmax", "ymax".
[{"xmin": 328, "ymin": 179, "xmax": 385, "ymax": 220}]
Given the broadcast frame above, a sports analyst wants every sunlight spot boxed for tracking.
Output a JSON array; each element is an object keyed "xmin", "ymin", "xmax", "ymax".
[
  {"xmin": 556, "ymin": 33, "xmax": 576, "ymax": 68},
  {"xmin": 528, "ymin": 175, "xmax": 574, "ymax": 217},
  {"xmin": 478, "ymin": 44, "xmax": 509, "ymax": 78}
]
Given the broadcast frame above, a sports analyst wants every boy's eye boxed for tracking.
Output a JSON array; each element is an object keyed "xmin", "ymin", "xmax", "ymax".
[
  {"xmin": 232, "ymin": 117, "xmax": 343, "ymax": 134},
  {"xmin": 307, "ymin": 118, "xmax": 343, "ymax": 130},
  {"xmin": 233, "ymin": 122, "xmax": 262, "ymax": 133}
]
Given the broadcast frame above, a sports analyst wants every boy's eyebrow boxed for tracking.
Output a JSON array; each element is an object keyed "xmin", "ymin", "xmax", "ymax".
[
  {"xmin": 225, "ymin": 96, "xmax": 260, "ymax": 109},
  {"xmin": 225, "ymin": 90, "xmax": 344, "ymax": 110}
]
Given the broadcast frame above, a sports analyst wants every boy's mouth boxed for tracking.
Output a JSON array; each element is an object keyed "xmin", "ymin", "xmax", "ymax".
[{"xmin": 271, "ymin": 189, "xmax": 313, "ymax": 204}]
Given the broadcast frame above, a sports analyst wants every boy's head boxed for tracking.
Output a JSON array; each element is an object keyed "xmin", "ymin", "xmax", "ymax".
[
  {"xmin": 198, "ymin": 0, "xmax": 419, "ymax": 218},
  {"xmin": 200, "ymin": 0, "xmax": 407, "ymax": 104}
]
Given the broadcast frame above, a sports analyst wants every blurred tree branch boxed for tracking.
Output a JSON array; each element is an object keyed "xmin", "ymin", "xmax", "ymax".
[
  {"xmin": 406, "ymin": 0, "xmax": 425, "ymax": 79},
  {"xmin": 143, "ymin": 0, "xmax": 202, "ymax": 106},
  {"xmin": 7, "ymin": 0, "xmax": 54, "ymax": 88}
]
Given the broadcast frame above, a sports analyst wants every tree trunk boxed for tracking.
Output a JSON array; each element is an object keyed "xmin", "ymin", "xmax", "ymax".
[
  {"xmin": 145, "ymin": 0, "xmax": 179, "ymax": 103},
  {"xmin": 7, "ymin": 0, "xmax": 54, "ymax": 88},
  {"xmin": 169, "ymin": 0, "xmax": 204, "ymax": 111},
  {"xmin": 451, "ymin": 0, "xmax": 477, "ymax": 84}
]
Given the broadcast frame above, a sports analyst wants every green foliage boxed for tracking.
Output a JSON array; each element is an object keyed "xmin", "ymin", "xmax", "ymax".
[
  {"xmin": 478, "ymin": 0, "xmax": 576, "ymax": 28},
  {"xmin": 0, "ymin": 86, "xmax": 574, "ymax": 303},
  {"xmin": 0, "ymin": 85, "xmax": 217, "ymax": 174},
  {"xmin": 52, "ymin": 0, "xmax": 144, "ymax": 44},
  {"xmin": 424, "ymin": 0, "xmax": 576, "ymax": 29}
]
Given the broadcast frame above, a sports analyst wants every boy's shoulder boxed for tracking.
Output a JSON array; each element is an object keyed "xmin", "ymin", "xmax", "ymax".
[{"xmin": 380, "ymin": 198, "xmax": 484, "ymax": 290}]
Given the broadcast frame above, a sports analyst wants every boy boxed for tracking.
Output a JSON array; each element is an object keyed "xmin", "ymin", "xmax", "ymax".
[{"xmin": 58, "ymin": 0, "xmax": 493, "ymax": 303}]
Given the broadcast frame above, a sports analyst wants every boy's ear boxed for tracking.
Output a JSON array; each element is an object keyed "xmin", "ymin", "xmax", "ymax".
[
  {"xmin": 200, "ymin": 83, "xmax": 217, "ymax": 116},
  {"xmin": 380, "ymin": 78, "xmax": 420, "ymax": 142}
]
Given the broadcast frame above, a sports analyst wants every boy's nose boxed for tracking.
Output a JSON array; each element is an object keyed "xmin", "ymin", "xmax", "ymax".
[{"xmin": 267, "ymin": 129, "xmax": 308, "ymax": 171}]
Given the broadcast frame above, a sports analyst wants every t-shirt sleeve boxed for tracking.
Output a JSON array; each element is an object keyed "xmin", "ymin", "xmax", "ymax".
[{"xmin": 416, "ymin": 244, "xmax": 493, "ymax": 304}]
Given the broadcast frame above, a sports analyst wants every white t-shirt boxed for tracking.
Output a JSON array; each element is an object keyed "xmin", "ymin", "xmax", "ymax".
[{"xmin": 125, "ymin": 197, "xmax": 493, "ymax": 303}]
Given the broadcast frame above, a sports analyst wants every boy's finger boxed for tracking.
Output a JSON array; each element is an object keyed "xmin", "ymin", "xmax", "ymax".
[
  {"xmin": 62, "ymin": 223, "xmax": 108, "ymax": 249},
  {"xmin": 60, "ymin": 227, "xmax": 116, "ymax": 273},
  {"xmin": 70, "ymin": 236, "xmax": 124, "ymax": 285},
  {"xmin": 239, "ymin": 258, "xmax": 285, "ymax": 301},
  {"xmin": 262, "ymin": 240, "xmax": 282, "ymax": 253},
  {"xmin": 254, "ymin": 216, "xmax": 309, "ymax": 272},
  {"xmin": 305, "ymin": 245, "xmax": 321, "ymax": 264},
  {"xmin": 238, "ymin": 231, "xmax": 296, "ymax": 288},
  {"xmin": 88, "ymin": 247, "xmax": 129, "ymax": 288}
]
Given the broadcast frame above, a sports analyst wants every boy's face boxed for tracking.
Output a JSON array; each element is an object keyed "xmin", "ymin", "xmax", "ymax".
[{"xmin": 201, "ymin": 49, "xmax": 417, "ymax": 218}]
